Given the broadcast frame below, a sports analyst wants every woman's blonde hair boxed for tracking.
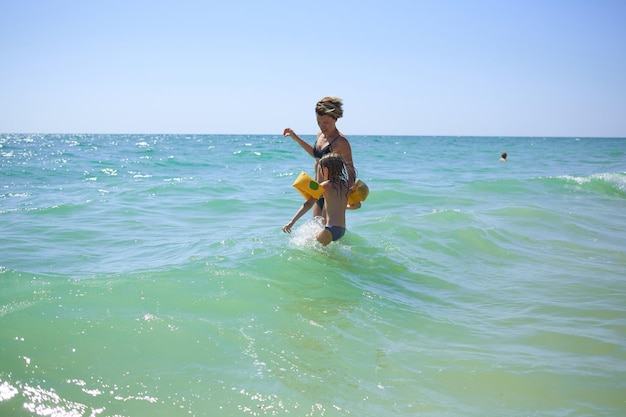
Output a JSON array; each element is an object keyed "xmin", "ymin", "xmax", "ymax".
[{"xmin": 315, "ymin": 96, "xmax": 343, "ymax": 119}]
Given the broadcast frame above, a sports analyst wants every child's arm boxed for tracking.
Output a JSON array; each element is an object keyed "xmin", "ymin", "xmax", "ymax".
[
  {"xmin": 282, "ymin": 198, "xmax": 316, "ymax": 233},
  {"xmin": 346, "ymin": 179, "xmax": 368, "ymax": 210}
]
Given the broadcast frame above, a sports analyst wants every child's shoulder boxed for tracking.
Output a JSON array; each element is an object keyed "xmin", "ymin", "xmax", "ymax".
[
  {"xmin": 320, "ymin": 179, "xmax": 342, "ymax": 187},
  {"xmin": 321, "ymin": 179, "xmax": 349, "ymax": 195}
]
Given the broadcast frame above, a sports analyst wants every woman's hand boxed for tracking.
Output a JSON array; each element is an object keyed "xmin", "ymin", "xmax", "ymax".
[{"xmin": 283, "ymin": 128, "xmax": 295, "ymax": 138}]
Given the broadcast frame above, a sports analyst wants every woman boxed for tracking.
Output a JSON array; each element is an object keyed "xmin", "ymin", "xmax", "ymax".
[{"xmin": 284, "ymin": 96, "xmax": 356, "ymax": 217}]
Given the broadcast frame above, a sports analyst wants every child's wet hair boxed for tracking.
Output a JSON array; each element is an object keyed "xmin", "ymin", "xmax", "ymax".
[{"xmin": 319, "ymin": 153, "xmax": 349, "ymax": 183}]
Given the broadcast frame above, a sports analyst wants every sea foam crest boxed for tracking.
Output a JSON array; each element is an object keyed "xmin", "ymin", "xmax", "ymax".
[{"xmin": 559, "ymin": 172, "xmax": 626, "ymax": 194}]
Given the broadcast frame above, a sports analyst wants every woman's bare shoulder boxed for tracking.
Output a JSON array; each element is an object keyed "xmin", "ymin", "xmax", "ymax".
[{"xmin": 334, "ymin": 135, "xmax": 352, "ymax": 153}]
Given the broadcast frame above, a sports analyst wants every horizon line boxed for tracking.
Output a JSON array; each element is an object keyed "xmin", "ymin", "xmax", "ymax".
[{"xmin": 2, "ymin": 132, "xmax": 625, "ymax": 139}]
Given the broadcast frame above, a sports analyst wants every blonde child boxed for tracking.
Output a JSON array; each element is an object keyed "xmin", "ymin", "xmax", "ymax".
[{"xmin": 282, "ymin": 153, "xmax": 349, "ymax": 245}]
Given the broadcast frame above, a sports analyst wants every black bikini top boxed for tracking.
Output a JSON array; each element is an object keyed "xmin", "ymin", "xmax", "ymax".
[{"xmin": 313, "ymin": 134, "xmax": 340, "ymax": 159}]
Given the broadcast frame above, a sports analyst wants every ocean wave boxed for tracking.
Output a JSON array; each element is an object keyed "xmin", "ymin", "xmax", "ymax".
[{"xmin": 555, "ymin": 172, "xmax": 626, "ymax": 196}]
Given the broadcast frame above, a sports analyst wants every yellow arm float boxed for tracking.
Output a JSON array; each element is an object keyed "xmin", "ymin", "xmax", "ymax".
[{"xmin": 293, "ymin": 171, "xmax": 325, "ymax": 200}]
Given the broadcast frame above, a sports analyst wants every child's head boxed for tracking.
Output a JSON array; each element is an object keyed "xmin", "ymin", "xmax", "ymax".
[{"xmin": 319, "ymin": 153, "xmax": 348, "ymax": 182}]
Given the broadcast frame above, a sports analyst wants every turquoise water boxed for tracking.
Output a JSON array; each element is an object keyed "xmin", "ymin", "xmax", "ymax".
[{"xmin": 1, "ymin": 134, "xmax": 625, "ymax": 416}]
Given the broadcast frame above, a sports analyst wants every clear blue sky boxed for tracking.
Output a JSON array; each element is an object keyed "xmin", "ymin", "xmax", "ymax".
[{"xmin": 1, "ymin": 0, "xmax": 625, "ymax": 137}]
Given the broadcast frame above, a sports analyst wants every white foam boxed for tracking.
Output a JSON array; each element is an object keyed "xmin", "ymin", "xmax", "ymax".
[{"xmin": 290, "ymin": 216, "xmax": 324, "ymax": 247}]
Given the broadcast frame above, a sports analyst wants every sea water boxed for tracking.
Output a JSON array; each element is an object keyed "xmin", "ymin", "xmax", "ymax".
[{"xmin": 1, "ymin": 134, "xmax": 625, "ymax": 417}]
